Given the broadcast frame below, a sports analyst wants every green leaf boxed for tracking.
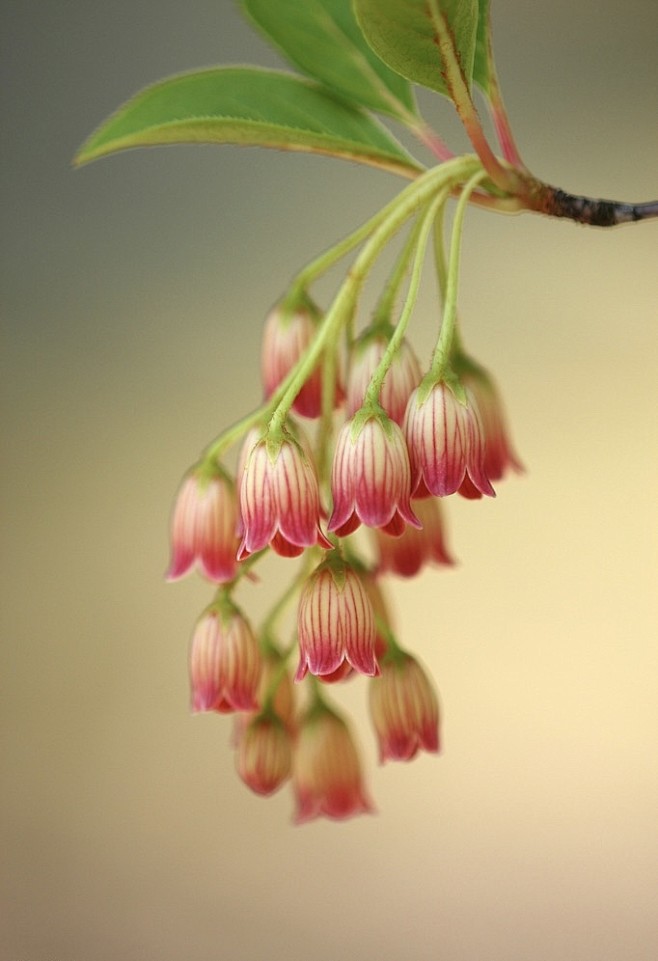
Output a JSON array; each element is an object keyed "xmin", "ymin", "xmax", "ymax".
[
  {"xmin": 73, "ymin": 68, "xmax": 422, "ymax": 178},
  {"xmin": 353, "ymin": 0, "xmax": 479, "ymax": 99},
  {"xmin": 473, "ymin": 0, "xmax": 492, "ymax": 92},
  {"xmin": 241, "ymin": 0, "xmax": 417, "ymax": 120}
]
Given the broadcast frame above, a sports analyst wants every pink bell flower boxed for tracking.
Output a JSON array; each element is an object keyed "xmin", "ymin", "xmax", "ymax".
[
  {"xmin": 238, "ymin": 433, "xmax": 331, "ymax": 559},
  {"xmin": 463, "ymin": 368, "xmax": 523, "ymax": 482},
  {"xmin": 404, "ymin": 380, "xmax": 495, "ymax": 498},
  {"xmin": 375, "ymin": 496, "xmax": 454, "ymax": 577},
  {"xmin": 292, "ymin": 706, "xmax": 374, "ymax": 823},
  {"xmin": 328, "ymin": 412, "xmax": 420, "ymax": 537},
  {"xmin": 296, "ymin": 556, "xmax": 379, "ymax": 681},
  {"xmin": 346, "ymin": 333, "xmax": 421, "ymax": 426},
  {"xmin": 189, "ymin": 604, "xmax": 261, "ymax": 713},
  {"xmin": 236, "ymin": 714, "xmax": 292, "ymax": 797},
  {"xmin": 167, "ymin": 468, "xmax": 239, "ymax": 583},
  {"xmin": 261, "ymin": 302, "xmax": 341, "ymax": 418},
  {"xmin": 369, "ymin": 652, "xmax": 440, "ymax": 762}
]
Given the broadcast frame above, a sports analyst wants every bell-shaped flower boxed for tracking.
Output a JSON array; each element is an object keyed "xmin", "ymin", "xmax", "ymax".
[
  {"xmin": 296, "ymin": 555, "xmax": 378, "ymax": 681},
  {"xmin": 462, "ymin": 367, "xmax": 523, "ymax": 482},
  {"xmin": 369, "ymin": 651, "xmax": 440, "ymax": 762},
  {"xmin": 236, "ymin": 713, "xmax": 292, "ymax": 797},
  {"xmin": 404, "ymin": 379, "xmax": 495, "ymax": 498},
  {"xmin": 261, "ymin": 301, "xmax": 341, "ymax": 418},
  {"xmin": 167, "ymin": 466, "xmax": 239, "ymax": 583},
  {"xmin": 328, "ymin": 410, "xmax": 420, "ymax": 537},
  {"xmin": 375, "ymin": 496, "xmax": 455, "ymax": 577},
  {"xmin": 189, "ymin": 600, "xmax": 262, "ymax": 713},
  {"xmin": 292, "ymin": 704, "xmax": 374, "ymax": 823},
  {"xmin": 346, "ymin": 331, "xmax": 421, "ymax": 426},
  {"xmin": 317, "ymin": 568, "xmax": 394, "ymax": 678},
  {"xmin": 238, "ymin": 431, "xmax": 331, "ymax": 559}
]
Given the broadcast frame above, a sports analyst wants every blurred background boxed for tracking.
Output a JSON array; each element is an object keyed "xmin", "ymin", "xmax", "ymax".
[{"xmin": 2, "ymin": 1, "xmax": 657, "ymax": 959}]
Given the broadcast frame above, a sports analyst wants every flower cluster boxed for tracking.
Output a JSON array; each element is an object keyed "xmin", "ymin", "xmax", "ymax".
[{"xmin": 168, "ymin": 199, "xmax": 522, "ymax": 823}]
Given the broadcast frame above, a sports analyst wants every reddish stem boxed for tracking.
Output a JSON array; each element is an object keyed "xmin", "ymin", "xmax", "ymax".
[
  {"xmin": 413, "ymin": 122, "xmax": 454, "ymax": 163},
  {"xmin": 484, "ymin": 25, "xmax": 525, "ymax": 170},
  {"xmin": 427, "ymin": 1, "xmax": 518, "ymax": 193}
]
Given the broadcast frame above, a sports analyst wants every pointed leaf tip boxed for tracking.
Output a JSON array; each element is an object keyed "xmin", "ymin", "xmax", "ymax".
[{"xmin": 74, "ymin": 67, "xmax": 422, "ymax": 177}]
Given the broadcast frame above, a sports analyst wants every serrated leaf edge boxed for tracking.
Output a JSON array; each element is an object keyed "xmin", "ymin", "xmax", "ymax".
[{"xmin": 73, "ymin": 66, "xmax": 422, "ymax": 178}]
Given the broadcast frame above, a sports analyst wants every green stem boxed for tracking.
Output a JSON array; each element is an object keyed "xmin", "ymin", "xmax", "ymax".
[
  {"xmin": 260, "ymin": 563, "xmax": 311, "ymax": 639},
  {"xmin": 377, "ymin": 617, "xmax": 405, "ymax": 661},
  {"xmin": 432, "ymin": 206, "xmax": 464, "ymax": 357},
  {"xmin": 463, "ymin": 190, "xmax": 523, "ymax": 214},
  {"xmin": 287, "ymin": 196, "xmax": 421, "ymax": 304},
  {"xmin": 432, "ymin": 206, "xmax": 448, "ymax": 305},
  {"xmin": 270, "ymin": 157, "xmax": 483, "ymax": 432},
  {"xmin": 201, "ymin": 405, "xmax": 267, "ymax": 466},
  {"xmin": 305, "ymin": 673, "xmax": 327, "ymax": 709},
  {"xmin": 373, "ymin": 218, "xmax": 425, "ymax": 326},
  {"xmin": 429, "ymin": 170, "xmax": 488, "ymax": 381},
  {"xmin": 365, "ymin": 187, "xmax": 450, "ymax": 409},
  {"xmin": 317, "ymin": 342, "xmax": 338, "ymax": 486}
]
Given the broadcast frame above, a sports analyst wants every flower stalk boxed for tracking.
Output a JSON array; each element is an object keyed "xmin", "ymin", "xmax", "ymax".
[
  {"xmin": 364, "ymin": 187, "xmax": 449, "ymax": 410},
  {"xmin": 428, "ymin": 170, "xmax": 489, "ymax": 386}
]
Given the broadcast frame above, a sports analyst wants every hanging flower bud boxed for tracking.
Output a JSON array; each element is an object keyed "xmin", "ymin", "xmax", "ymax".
[
  {"xmin": 293, "ymin": 704, "xmax": 374, "ymax": 823},
  {"xmin": 369, "ymin": 652, "xmax": 440, "ymax": 762},
  {"xmin": 296, "ymin": 555, "xmax": 378, "ymax": 681},
  {"xmin": 167, "ymin": 466, "xmax": 239, "ymax": 583},
  {"xmin": 375, "ymin": 496, "xmax": 454, "ymax": 577},
  {"xmin": 316, "ymin": 565, "xmax": 394, "ymax": 668},
  {"xmin": 261, "ymin": 301, "xmax": 342, "ymax": 418},
  {"xmin": 347, "ymin": 332, "xmax": 421, "ymax": 426},
  {"xmin": 462, "ymin": 368, "xmax": 523, "ymax": 481},
  {"xmin": 238, "ymin": 432, "xmax": 331, "ymax": 559},
  {"xmin": 328, "ymin": 411, "xmax": 420, "ymax": 537},
  {"xmin": 189, "ymin": 602, "xmax": 262, "ymax": 713},
  {"xmin": 404, "ymin": 380, "xmax": 495, "ymax": 498},
  {"xmin": 235, "ymin": 421, "xmax": 313, "ymax": 536},
  {"xmin": 236, "ymin": 714, "xmax": 292, "ymax": 796}
]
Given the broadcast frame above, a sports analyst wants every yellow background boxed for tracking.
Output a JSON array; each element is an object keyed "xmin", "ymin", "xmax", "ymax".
[{"xmin": 2, "ymin": 1, "xmax": 657, "ymax": 958}]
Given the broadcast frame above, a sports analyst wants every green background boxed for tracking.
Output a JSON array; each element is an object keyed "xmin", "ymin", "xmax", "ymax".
[{"xmin": 2, "ymin": 1, "xmax": 657, "ymax": 959}]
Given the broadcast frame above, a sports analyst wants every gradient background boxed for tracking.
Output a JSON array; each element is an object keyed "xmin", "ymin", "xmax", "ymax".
[{"xmin": 2, "ymin": 2, "xmax": 657, "ymax": 959}]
